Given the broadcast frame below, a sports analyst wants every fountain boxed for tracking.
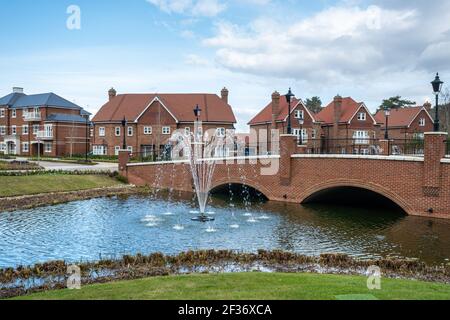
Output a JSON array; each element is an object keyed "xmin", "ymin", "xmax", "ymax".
[{"xmin": 172, "ymin": 115, "xmax": 227, "ymax": 222}]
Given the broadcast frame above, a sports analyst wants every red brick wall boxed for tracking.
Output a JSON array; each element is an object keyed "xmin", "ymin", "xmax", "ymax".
[{"xmin": 121, "ymin": 134, "xmax": 450, "ymax": 219}]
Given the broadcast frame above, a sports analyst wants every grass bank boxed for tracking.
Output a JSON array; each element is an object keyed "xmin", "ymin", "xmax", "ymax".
[
  {"xmin": 16, "ymin": 273, "xmax": 450, "ymax": 300},
  {"xmin": 0, "ymin": 174, "xmax": 123, "ymax": 198},
  {"xmin": 0, "ymin": 161, "xmax": 41, "ymax": 171}
]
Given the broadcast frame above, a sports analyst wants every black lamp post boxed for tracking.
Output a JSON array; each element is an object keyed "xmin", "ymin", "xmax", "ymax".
[
  {"xmin": 431, "ymin": 73, "xmax": 444, "ymax": 132},
  {"xmin": 285, "ymin": 88, "xmax": 295, "ymax": 135},
  {"xmin": 298, "ymin": 117, "xmax": 304, "ymax": 145},
  {"xmin": 194, "ymin": 104, "xmax": 202, "ymax": 122},
  {"xmin": 384, "ymin": 108, "xmax": 390, "ymax": 140},
  {"xmin": 121, "ymin": 117, "xmax": 127, "ymax": 150}
]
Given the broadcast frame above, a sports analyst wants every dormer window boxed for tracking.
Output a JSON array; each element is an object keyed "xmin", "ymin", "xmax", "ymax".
[
  {"xmin": 357, "ymin": 112, "xmax": 366, "ymax": 121},
  {"xmin": 295, "ymin": 109, "xmax": 304, "ymax": 119},
  {"xmin": 419, "ymin": 118, "xmax": 426, "ymax": 127}
]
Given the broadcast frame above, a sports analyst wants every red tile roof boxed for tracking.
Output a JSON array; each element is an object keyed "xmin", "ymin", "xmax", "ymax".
[
  {"xmin": 248, "ymin": 98, "xmax": 313, "ymax": 125},
  {"xmin": 92, "ymin": 93, "xmax": 236, "ymax": 123},
  {"xmin": 374, "ymin": 107, "xmax": 433, "ymax": 127},
  {"xmin": 315, "ymin": 97, "xmax": 369, "ymax": 124}
]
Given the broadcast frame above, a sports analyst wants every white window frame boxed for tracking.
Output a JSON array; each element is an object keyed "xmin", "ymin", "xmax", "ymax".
[
  {"xmin": 144, "ymin": 126, "xmax": 152, "ymax": 135},
  {"xmin": 0, "ymin": 126, "xmax": 5, "ymax": 136},
  {"xmin": 0, "ymin": 142, "xmax": 5, "ymax": 152},
  {"xmin": 357, "ymin": 112, "xmax": 367, "ymax": 121},
  {"xmin": 127, "ymin": 146, "xmax": 133, "ymax": 153},
  {"xmin": 11, "ymin": 125, "xmax": 17, "ymax": 135},
  {"xmin": 33, "ymin": 124, "xmax": 40, "ymax": 134},
  {"xmin": 22, "ymin": 125, "xmax": 29, "ymax": 135},
  {"xmin": 293, "ymin": 128, "xmax": 308, "ymax": 144},
  {"xmin": 44, "ymin": 124, "xmax": 53, "ymax": 138},
  {"xmin": 99, "ymin": 127, "xmax": 106, "ymax": 137},
  {"xmin": 44, "ymin": 142, "xmax": 52, "ymax": 153},
  {"xmin": 127, "ymin": 126, "xmax": 133, "ymax": 137},
  {"xmin": 185, "ymin": 127, "xmax": 191, "ymax": 136},
  {"xmin": 216, "ymin": 127, "xmax": 226, "ymax": 137},
  {"xmin": 162, "ymin": 126, "xmax": 171, "ymax": 135},
  {"xmin": 114, "ymin": 146, "xmax": 121, "ymax": 156},
  {"xmin": 311, "ymin": 129, "xmax": 317, "ymax": 139},
  {"xmin": 93, "ymin": 145, "xmax": 107, "ymax": 156},
  {"xmin": 0, "ymin": 108, "xmax": 5, "ymax": 118},
  {"xmin": 115, "ymin": 127, "xmax": 121, "ymax": 137},
  {"xmin": 353, "ymin": 130, "xmax": 370, "ymax": 144},
  {"xmin": 11, "ymin": 109, "xmax": 16, "ymax": 118},
  {"xmin": 22, "ymin": 142, "xmax": 29, "ymax": 153},
  {"xmin": 419, "ymin": 118, "xmax": 426, "ymax": 127},
  {"xmin": 295, "ymin": 109, "xmax": 304, "ymax": 119}
]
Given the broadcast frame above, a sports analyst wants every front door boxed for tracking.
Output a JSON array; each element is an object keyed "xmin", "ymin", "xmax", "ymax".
[{"xmin": 7, "ymin": 142, "xmax": 17, "ymax": 155}]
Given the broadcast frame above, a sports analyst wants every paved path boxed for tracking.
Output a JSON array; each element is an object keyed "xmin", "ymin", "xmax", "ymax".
[{"xmin": 7, "ymin": 157, "xmax": 118, "ymax": 172}]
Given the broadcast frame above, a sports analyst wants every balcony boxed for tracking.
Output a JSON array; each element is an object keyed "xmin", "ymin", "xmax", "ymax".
[
  {"xmin": 36, "ymin": 130, "xmax": 54, "ymax": 140},
  {"xmin": 23, "ymin": 111, "xmax": 42, "ymax": 121}
]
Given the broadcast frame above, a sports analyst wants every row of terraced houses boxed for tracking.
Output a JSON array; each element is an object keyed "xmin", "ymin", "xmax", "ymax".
[{"xmin": 0, "ymin": 86, "xmax": 434, "ymax": 157}]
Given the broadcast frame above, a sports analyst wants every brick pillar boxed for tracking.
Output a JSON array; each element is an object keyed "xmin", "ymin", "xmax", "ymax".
[
  {"xmin": 118, "ymin": 150, "xmax": 130, "ymax": 175},
  {"xmin": 280, "ymin": 134, "xmax": 296, "ymax": 186},
  {"xmin": 379, "ymin": 140, "xmax": 391, "ymax": 156},
  {"xmin": 423, "ymin": 132, "xmax": 448, "ymax": 196}
]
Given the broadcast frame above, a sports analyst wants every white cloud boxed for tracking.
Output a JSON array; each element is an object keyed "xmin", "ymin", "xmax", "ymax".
[
  {"xmin": 185, "ymin": 54, "xmax": 211, "ymax": 66},
  {"xmin": 147, "ymin": 0, "xmax": 226, "ymax": 17}
]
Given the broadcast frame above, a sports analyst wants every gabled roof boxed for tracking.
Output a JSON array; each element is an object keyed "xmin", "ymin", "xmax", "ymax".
[
  {"xmin": 374, "ymin": 107, "xmax": 434, "ymax": 128},
  {"xmin": 248, "ymin": 98, "xmax": 316, "ymax": 125},
  {"xmin": 46, "ymin": 113, "xmax": 87, "ymax": 123},
  {"xmin": 92, "ymin": 93, "xmax": 237, "ymax": 124},
  {"xmin": 315, "ymin": 97, "xmax": 377, "ymax": 124}
]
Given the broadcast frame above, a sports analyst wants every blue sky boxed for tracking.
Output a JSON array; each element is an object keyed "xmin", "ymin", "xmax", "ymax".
[{"xmin": 1, "ymin": 0, "xmax": 449, "ymax": 131}]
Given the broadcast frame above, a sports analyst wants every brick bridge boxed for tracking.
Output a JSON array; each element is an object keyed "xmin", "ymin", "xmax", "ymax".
[{"xmin": 119, "ymin": 132, "xmax": 450, "ymax": 219}]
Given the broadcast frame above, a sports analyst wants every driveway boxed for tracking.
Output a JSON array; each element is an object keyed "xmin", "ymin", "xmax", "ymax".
[{"xmin": 11, "ymin": 157, "xmax": 118, "ymax": 172}]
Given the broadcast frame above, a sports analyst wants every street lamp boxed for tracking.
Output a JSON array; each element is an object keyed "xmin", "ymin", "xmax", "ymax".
[
  {"xmin": 285, "ymin": 88, "xmax": 295, "ymax": 135},
  {"xmin": 121, "ymin": 117, "xmax": 127, "ymax": 150},
  {"xmin": 431, "ymin": 73, "xmax": 444, "ymax": 132},
  {"xmin": 384, "ymin": 108, "xmax": 390, "ymax": 140},
  {"xmin": 298, "ymin": 117, "xmax": 305, "ymax": 145}
]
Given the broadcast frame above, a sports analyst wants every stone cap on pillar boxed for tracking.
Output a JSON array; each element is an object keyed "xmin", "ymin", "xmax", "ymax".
[{"xmin": 424, "ymin": 132, "xmax": 449, "ymax": 136}]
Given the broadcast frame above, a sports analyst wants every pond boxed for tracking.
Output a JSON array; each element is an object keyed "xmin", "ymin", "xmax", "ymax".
[{"xmin": 0, "ymin": 192, "xmax": 449, "ymax": 268}]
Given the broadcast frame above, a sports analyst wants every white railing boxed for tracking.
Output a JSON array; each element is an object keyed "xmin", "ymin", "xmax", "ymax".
[
  {"xmin": 23, "ymin": 111, "xmax": 42, "ymax": 121},
  {"xmin": 36, "ymin": 130, "xmax": 53, "ymax": 139}
]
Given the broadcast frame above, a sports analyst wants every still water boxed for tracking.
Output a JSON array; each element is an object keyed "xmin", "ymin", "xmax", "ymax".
[{"xmin": 0, "ymin": 193, "xmax": 449, "ymax": 268}]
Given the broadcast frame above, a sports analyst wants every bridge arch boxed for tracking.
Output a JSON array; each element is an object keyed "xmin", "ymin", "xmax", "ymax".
[
  {"xmin": 210, "ymin": 178, "xmax": 272, "ymax": 200},
  {"xmin": 299, "ymin": 179, "xmax": 414, "ymax": 215}
]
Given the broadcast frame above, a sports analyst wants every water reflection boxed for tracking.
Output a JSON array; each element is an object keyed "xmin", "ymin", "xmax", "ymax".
[{"xmin": 0, "ymin": 193, "xmax": 449, "ymax": 268}]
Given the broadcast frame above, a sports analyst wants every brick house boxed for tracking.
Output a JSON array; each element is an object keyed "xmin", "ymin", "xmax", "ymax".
[
  {"xmin": 315, "ymin": 96, "xmax": 382, "ymax": 154},
  {"xmin": 0, "ymin": 87, "xmax": 90, "ymax": 157},
  {"xmin": 91, "ymin": 88, "xmax": 237, "ymax": 157},
  {"xmin": 373, "ymin": 104, "xmax": 434, "ymax": 140},
  {"xmin": 248, "ymin": 91, "xmax": 322, "ymax": 153}
]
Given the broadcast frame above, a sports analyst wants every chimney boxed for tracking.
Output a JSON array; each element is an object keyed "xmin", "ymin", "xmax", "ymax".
[
  {"xmin": 423, "ymin": 101, "xmax": 432, "ymax": 112},
  {"xmin": 271, "ymin": 91, "xmax": 281, "ymax": 128},
  {"xmin": 108, "ymin": 87, "xmax": 117, "ymax": 101},
  {"xmin": 13, "ymin": 87, "xmax": 24, "ymax": 94},
  {"xmin": 334, "ymin": 95, "xmax": 343, "ymax": 124},
  {"xmin": 221, "ymin": 87, "xmax": 229, "ymax": 104}
]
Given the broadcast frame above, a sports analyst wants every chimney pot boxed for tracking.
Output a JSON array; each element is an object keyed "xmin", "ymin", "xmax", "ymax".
[
  {"xmin": 334, "ymin": 95, "xmax": 343, "ymax": 125},
  {"xmin": 108, "ymin": 87, "xmax": 117, "ymax": 101},
  {"xmin": 221, "ymin": 87, "xmax": 229, "ymax": 104},
  {"xmin": 423, "ymin": 101, "xmax": 432, "ymax": 112},
  {"xmin": 271, "ymin": 91, "xmax": 281, "ymax": 128}
]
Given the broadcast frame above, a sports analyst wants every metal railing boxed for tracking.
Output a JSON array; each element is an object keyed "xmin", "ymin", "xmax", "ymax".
[
  {"xmin": 390, "ymin": 139, "xmax": 424, "ymax": 156},
  {"xmin": 304, "ymin": 138, "xmax": 382, "ymax": 155},
  {"xmin": 23, "ymin": 111, "xmax": 42, "ymax": 121}
]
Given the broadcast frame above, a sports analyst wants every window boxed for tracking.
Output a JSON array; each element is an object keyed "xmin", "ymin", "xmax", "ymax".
[
  {"xmin": 0, "ymin": 143, "xmax": 5, "ymax": 152},
  {"xmin": 22, "ymin": 142, "xmax": 29, "ymax": 153},
  {"xmin": 353, "ymin": 130, "xmax": 369, "ymax": 144},
  {"xmin": 93, "ymin": 145, "xmax": 107, "ymax": 156},
  {"xmin": 216, "ymin": 127, "xmax": 225, "ymax": 137},
  {"xmin": 33, "ymin": 124, "xmax": 40, "ymax": 134},
  {"xmin": 419, "ymin": 118, "xmax": 426, "ymax": 127},
  {"xmin": 115, "ymin": 127, "xmax": 121, "ymax": 136},
  {"xmin": 357, "ymin": 112, "xmax": 367, "ymax": 121},
  {"xmin": 162, "ymin": 127, "xmax": 171, "ymax": 135},
  {"xmin": 114, "ymin": 146, "xmax": 121, "ymax": 156},
  {"xmin": 44, "ymin": 124, "xmax": 53, "ymax": 138},
  {"xmin": 0, "ymin": 126, "xmax": 5, "ymax": 135},
  {"xmin": 293, "ymin": 129, "xmax": 308, "ymax": 144},
  {"xmin": 295, "ymin": 109, "xmax": 304, "ymax": 119},
  {"xmin": 22, "ymin": 125, "xmax": 29, "ymax": 135},
  {"xmin": 185, "ymin": 127, "xmax": 191, "ymax": 136},
  {"xmin": 311, "ymin": 129, "xmax": 317, "ymax": 139},
  {"xmin": 127, "ymin": 126, "xmax": 133, "ymax": 137},
  {"xmin": 0, "ymin": 109, "xmax": 4, "ymax": 118},
  {"xmin": 90, "ymin": 128, "xmax": 94, "ymax": 137},
  {"xmin": 12, "ymin": 110, "xmax": 16, "ymax": 118},
  {"xmin": 99, "ymin": 127, "xmax": 106, "ymax": 137},
  {"xmin": 44, "ymin": 143, "xmax": 52, "ymax": 153},
  {"xmin": 11, "ymin": 125, "xmax": 17, "ymax": 135},
  {"xmin": 144, "ymin": 126, "xmax": 152, "ymax": 135},
  {"xmin": 127, "ymin": 146, "xmax": 133, "ymax": 153}
]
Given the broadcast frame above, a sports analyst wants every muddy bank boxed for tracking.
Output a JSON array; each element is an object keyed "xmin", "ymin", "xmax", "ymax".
[
  {"xmin": 0, "ymin": 186, "xmax": 149, "ymax": 212},
  {"xmin": 1, "ymin": 250, "xmax": 449, "ymax": 299}
]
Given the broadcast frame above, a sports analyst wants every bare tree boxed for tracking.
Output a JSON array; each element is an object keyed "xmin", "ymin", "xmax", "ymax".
[{"xmin": 440, "ymin": 87, "xmax": 450, "ymax": 134}]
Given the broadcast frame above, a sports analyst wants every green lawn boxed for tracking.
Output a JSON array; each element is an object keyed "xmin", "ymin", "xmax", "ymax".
[
  {"xmin": 15, "ymin": 273, "xmax": 450, "ymax": 300},
  {"xmin": 0, "ymin": 174, "xmax": 123, "ymax": 197}
]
